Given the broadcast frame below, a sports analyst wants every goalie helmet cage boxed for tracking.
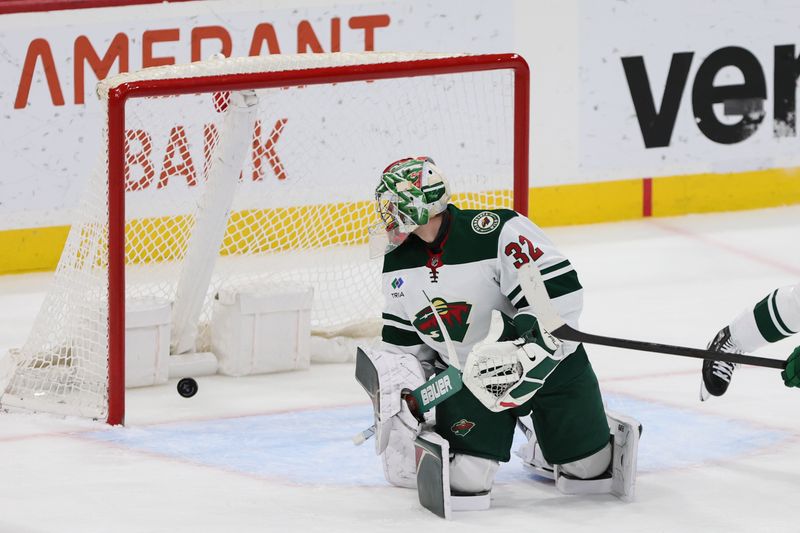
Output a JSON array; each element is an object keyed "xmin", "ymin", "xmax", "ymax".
[{"xmin": 3, "ymin": 52, "xmax": 530, "ymax": 425}]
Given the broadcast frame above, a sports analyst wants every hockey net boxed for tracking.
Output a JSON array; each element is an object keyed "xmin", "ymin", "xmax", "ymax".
[{"xmin": 1, "ymin": 52, "xmax": 529, "ymax": 424}]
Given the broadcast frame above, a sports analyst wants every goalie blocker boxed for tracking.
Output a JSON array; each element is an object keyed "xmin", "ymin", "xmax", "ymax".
[{"xmin": 354, "ymin": 346, "xmax": 432, "ymax": 488}]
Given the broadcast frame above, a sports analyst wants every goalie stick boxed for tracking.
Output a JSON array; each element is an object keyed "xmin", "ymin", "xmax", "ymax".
[
  {"xmin": 516, "ymin": 263, "xmax": 786, "ymax": 370},
  {"xmin": 353, "ymin": 291, "xmax": 463, "ymax": 445}
]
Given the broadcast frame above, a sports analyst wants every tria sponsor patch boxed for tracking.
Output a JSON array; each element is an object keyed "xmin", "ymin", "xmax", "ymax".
[{"xmin": 450, "ymin": 418, "xmax": 476, "ymax": 437}]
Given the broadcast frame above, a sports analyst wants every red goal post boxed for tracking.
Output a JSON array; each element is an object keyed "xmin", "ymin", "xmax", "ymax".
[{"xmin": 5, "ymin": 52, "xmax": 530, "ymax": 425}]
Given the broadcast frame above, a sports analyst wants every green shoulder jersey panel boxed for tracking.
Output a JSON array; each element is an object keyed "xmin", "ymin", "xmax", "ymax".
[{"xmin": 383, "ymin": 204, "xmax": 518, "ymax": 274}]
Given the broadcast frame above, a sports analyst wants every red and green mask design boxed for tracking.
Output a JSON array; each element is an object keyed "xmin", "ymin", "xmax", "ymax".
[{"xmin": 413, "ymin": 298, "xmax": 472, "ymax": 342}]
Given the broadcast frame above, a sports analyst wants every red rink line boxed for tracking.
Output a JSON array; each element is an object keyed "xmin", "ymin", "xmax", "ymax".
[
  {"xmin": 0, "ymin": 400, "xmax": 370, "ymax": 442},
  {"xmin": 0, "ymin": 0, "xmax": 194, "ymax": 15},
  {"xmin": 649, "ymin": 218, "xmax": 800, "ymax": 277},
  {"xmin": 642, "ymin": 178, "xmax": 653, "ymax": 217}
]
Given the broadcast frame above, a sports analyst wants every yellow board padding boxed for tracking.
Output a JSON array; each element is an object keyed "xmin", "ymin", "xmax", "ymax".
[
  {"xmin": 219, "ymin": 202, "xmax": 376, "ymax": 256},
  {"xmin": 1, "ymin": 168, "xmax": 799, "ymax": 275},
  {"xmin": 529, "ymin": 179, "xmax": 644, "ymax": 227},
  {"xmin": 122, "ymin": 191, "xmax": 513, "ymax": 263},
  {"xmin": 125, "ymin": 215, "xmax": 195, "ymax": 264},
  {"xmin": 652, "ymin": 167, "xmax": 800, "ymax": 217},
  {"xmin": 218, "ymin": 191, "xmax": 514, "ymax": 255},
  {"xmin": 0, "ymin": 225, "xmax": 70, "ymax": 274}
]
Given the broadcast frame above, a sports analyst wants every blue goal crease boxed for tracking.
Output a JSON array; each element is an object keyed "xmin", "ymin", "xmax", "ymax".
[{"xmin": 83, "ymin": 393, "xmax": 790, "ymax": 487}]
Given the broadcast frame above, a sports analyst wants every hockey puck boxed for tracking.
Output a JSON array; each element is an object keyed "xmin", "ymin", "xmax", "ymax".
[{"xmin": 177, "ymin": 377, "xmax": 198, "ymax": 398}]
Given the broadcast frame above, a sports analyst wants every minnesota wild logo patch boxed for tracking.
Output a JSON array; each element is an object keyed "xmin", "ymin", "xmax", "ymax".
[
  {"xmin": 471, "ymin": 211, "xmax": 500, "ymax": 234},
  {"xmin": 451, "ymin": 418, "xmax": 476, "ymax": 437},
  {"xmin": 413, "ymin": 298, "xmax": 472, "ymax": 342}
]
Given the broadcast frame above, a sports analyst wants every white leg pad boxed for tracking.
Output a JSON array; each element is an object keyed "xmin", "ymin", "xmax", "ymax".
[
  {"xmin": 554, "ymin": 442, "xmax": 613, "ymax": 495},
  {"xmin": 555, "ymin": 468, "xmax": 613, "ymax": 495},
  {"xmin": 560, "ymin": 441, "xmax": 612, "ymax": 479},
  {"xmin": 381, "ymin": 416, "xmax": 418, "ymax": 488},
  {"xmin": 414, "ymin": 433, "xmax": 493, "ymax": 517},
  {"xmin": 451, "ymin": 492, "xmax": 491, "ymax": 512},
  {"xmin": 415, "ymin": 431, "xmax": 452, "ymax": 518},
  {"xmin": 554, "ymin": 411, "xmax": 641, "ymax": 502},
  {"xmin": 356, "ymin": 346, "xmax": 431, "ymax": 489},
  {"xmin": 608, "ymin": 410, "xmax": 641, "ymax": 502}
]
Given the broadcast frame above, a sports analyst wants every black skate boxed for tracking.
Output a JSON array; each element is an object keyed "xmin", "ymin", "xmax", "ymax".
[{"xmin": 700, "ymin": 326, "xmax": 740, "ymax": 401}]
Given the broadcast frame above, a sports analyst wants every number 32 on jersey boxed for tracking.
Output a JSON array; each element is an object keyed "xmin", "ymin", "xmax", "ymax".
[{"xmin": 504, "ymin": 234, "xmax": 543, "ymax": 269}]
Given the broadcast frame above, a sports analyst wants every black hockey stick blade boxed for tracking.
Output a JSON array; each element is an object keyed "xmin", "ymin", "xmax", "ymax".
[{"xmin": 517, "ymin": 263, "xmax": 786, "ymax": 370}]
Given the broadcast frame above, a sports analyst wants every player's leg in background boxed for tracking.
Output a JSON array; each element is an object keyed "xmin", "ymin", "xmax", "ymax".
[{"xmin": 702, "ymin": 283, "xmax": 800, "ymax": 399}]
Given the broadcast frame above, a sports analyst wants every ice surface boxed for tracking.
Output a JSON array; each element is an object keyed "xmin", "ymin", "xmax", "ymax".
[{"xmin": 0, "ymin": 206, "xmax": 799, "ymax": 533}]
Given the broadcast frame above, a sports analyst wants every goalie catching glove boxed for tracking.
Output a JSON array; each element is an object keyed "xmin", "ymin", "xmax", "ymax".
[{"xmin": 463, "ymin": 310, "xmax": 563, "ymax": 412}]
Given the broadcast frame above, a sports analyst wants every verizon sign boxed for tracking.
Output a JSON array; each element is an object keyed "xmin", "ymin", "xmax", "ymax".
[{"xmin": 580, "ymin": 0, "xmax": 800, "ymax": 180}]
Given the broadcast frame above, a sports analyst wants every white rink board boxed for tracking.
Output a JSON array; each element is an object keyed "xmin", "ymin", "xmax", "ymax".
[
  {"xmin": 0, "ymin": 0, "xmax": 514, "ymax": 230},
  {"xmin": 5, "ymin": 0, "xmax": 800, "ymax": 233},
  {"xmin": 121, "ymin": 71, "xmax": 514, "ymax": 219}
]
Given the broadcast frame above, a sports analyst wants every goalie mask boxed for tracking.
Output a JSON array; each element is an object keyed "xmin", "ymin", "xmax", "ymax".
[{"xmin": 368, "ymin": 156, "xmax": 451, "ymax": 257}]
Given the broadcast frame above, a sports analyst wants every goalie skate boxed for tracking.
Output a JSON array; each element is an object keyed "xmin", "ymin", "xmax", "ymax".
[{"xmin": 515, "ymin": 417, "xmax": 555, "ymax": 480}]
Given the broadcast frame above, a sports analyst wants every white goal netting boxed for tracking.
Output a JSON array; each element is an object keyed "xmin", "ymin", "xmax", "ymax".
[{"xmin": 1, "ymin": 52, "xmax": 524, "ymax": 422}]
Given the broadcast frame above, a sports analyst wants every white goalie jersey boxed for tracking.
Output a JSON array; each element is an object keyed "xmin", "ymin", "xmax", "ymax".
[{"xmin": 378, "ymin": 204, "xmax": 584, "ymax": 366}]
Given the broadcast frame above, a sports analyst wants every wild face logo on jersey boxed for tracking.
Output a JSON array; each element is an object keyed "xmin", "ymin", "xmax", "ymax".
[
  {"xmin": 413, "ymin": 297, "xmax": 472, "ymax": 342},
  {"xmin": 451, "ymin": 419, "xmax": 476, "ymax": 437}
]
